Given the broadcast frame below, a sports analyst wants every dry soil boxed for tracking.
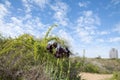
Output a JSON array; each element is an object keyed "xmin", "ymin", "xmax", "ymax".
[{"xmin": 80, "ymin": 72, "xmax": 112, "ymax": 80}]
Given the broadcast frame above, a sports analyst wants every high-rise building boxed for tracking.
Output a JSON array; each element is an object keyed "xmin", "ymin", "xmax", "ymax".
[{"xmin": 109, "ymin": 48, "xmax": 118, "ymax": 59}]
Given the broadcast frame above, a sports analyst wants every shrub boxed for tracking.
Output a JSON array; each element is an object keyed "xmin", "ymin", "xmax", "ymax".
[
  {"xmin": 84, "ymin": 63, "xmax": 99, "ymax": 73},
  {"xmin": 0, "ymin": 25, "xmax": 80, "ymax": 80},
  {"xmin": 109, "ymin": 72, "xmax": 120, "ymax": 80}
]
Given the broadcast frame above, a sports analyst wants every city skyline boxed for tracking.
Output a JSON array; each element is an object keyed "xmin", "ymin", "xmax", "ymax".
[{"xmin": 0, "ymin": 0, "xmax": 120, "ymax": 58}]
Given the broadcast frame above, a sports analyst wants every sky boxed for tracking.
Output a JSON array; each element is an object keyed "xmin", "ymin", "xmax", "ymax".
[{"xmin": 0, "ymin": 0, "xmax": 120, "ymax": 58}]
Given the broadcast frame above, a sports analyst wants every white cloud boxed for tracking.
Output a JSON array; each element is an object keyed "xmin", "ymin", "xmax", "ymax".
[
  {"xmin": 106, "ymin": 0, "xmax": 120, "ymax": 9},
  {"xmin": 111, "ymin": 0, "xmax": 120, "ymax": 5},
  {"xmin": 0, "ymin": 3, "xmax": 9, "ymax": 19},
  {"xmin": 22, "ymin": 0, "xmax": 49, "ymax": 13},
  {"xmin": 96, "ymin": 39, "xmax": 105, "ymax": 42},
  {"xmin": 0, "ymin": 1, "xmax": 48, "ymax": 38},
  {"xmin": 50, "ymin": 29, "xmax": 77, "ymax": 53},
  {"xmin": 113, "ymin": 22, "xmax": 120, "ymax": 33},
  {"xmin": 51, "ymin": 1, "xmax": 69, "ymax": 26},
  {"xmin": 76, "ymin": 10, "xmax": 101, "ymax": 43},
  {"xmin": 32, "ymin": 0, "xmax": 49, "ymax": 9},
  {"xmin": 77, "ymin": 28, "xmax": 93, "ymax": 43},
  {"xmin": 0, "ymin": 15, "xmax": 47, "ymax": 38},
  {"xmin": 109, "ymin": 37, "xmax": 120, "ymax": 42},
  {"xmin": 22, "ymin": 0, "xmax": 32, "ymax": 13},
  {"xmin": 6, "ymin": 1, "xmax": 11, "ymax": 7},
  {"xmin": 58, "ymin": 30, "xmax": 74, "ymax": 47},
  {"xmin": 98, "ymin": 31, "xmax": 110, "ymax": 35},
  {"xmin": 78, "ymin": 1, "xmax": 90, "ymax": 8},
  {"xmin": 0, "ymin": 15, "xmax": 24, "ymax": 37},
  {"xmin": 83, "ymin": 11, "xmax": 101, "ymax": 25},
  {"xmin": 22, "ymin": 0, "xmax": 69, "ymax": 27}
]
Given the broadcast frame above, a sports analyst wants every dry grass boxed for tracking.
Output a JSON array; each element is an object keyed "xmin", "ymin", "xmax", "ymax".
[{"xmin": 87, "ymin": 58, "xmax": 120, "ymax": 73}]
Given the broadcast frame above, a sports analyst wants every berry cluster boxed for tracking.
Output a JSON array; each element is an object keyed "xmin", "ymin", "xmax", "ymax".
[{"xmin": 46, "ymin": 42, "xmax": 70, "ymax": 58}]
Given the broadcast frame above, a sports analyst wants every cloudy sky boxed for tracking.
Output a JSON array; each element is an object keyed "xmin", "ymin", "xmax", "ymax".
[{"xmin": 0, "ymin": 0, "xmax": 120, "ymax": 58}]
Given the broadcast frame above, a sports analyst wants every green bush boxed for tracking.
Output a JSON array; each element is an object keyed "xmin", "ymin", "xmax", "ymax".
[
  {"xmin": 84, "ymin": 63, "xmax": 99, "ymax": 73},
  {"xmin": 109, "ymin": 72, "xmax": 120, "ymax": 80}
]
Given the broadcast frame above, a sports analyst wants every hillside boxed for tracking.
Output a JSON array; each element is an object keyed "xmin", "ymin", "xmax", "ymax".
[
  {"xmin": 86, "ymin": 58, "xmax": 120, "ymax": 73},
  {"xmin": 71, "ymin": 57, "xmax": 120, "ymax": 80},
  {"xmin": 71, "ymin": 57, "xmax": 120, "ymax": 74}
]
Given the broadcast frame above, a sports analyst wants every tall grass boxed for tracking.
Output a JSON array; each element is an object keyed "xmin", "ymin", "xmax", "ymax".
[{"xmin": 0, "ymin": 25, "xmax": 80, "ymax": 80}]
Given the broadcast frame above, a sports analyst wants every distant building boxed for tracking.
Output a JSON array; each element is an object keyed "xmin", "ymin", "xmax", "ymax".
[{"xmin": 109, "ymin": 48, "xmax": 118, "ymax": 59}]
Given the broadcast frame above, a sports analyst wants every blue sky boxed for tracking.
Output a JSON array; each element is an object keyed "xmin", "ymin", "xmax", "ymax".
[{"xmin": 0, "ymin": 0, "xmax": 120, "ymax": 58}]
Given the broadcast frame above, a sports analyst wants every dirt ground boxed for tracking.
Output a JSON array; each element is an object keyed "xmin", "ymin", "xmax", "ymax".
[{"xmin": 79, "ymin": 72, "xmax": 113, "ymax": 80}]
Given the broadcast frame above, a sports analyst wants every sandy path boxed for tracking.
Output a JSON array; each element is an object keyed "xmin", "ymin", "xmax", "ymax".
[{"xmin": 79, "ymin": 72, "xmax": 112, "ymax": 80}]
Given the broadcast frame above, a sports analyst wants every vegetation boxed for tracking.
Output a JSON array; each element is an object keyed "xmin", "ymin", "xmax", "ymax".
[
  {"xmin": 70, "ymin": 57, "xmax": 100, "ymax": 73},
  {"xmin": 0, "ymin": 25, "xmax": 80, "ymax": 80},
  {"xmin": 108, "ymin": 72, "xmax": 120, "ymax": 80},
  {"xmin": 71, "ymin": 57, "xmax": 120, "ymax": 74},
  {"xmin": 0, "ymin": 25, "xmax": 120, "ymax": 80}
]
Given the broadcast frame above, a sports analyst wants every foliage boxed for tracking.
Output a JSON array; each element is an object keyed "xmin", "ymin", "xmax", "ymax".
[
  {"xmin": 0, "ymin": 25, "xmax": 80, "ymax": 80},
  {"xmin": 71, "ymin": 57, "xmax": 120, "ymax": 74},
  {"xmin": 70, "ymin": 57, "xmax": 100, "ymax": 74},
  {"xmin": 83, "ymin": 63, "xmax": 99, "ymax": 73},
  {"xmin": 109, "ymin": 72, "xmax": 120, "ymax": 80}
]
